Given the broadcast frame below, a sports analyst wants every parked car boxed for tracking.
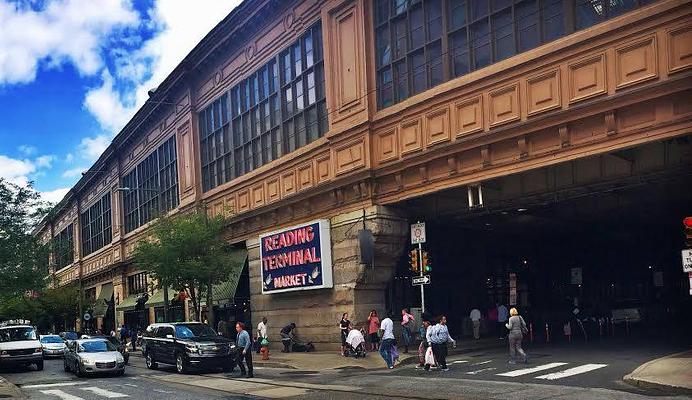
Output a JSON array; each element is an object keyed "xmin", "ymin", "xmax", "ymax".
[
  {"xmin": 39, "ymin": 335, "xmax": 67, "ymax": 357},
  {"xmin": 63, "ymin": 338, "xmax": 125, "ymax": 377},
  {"xmin": 60, "ymin": 331, "xmax": 79, "ymax": 347},
  {"xmin": 81, "ymin": 335, "xmax": 129, "ymax": 364},
  {"xmin": 0, "ymin": 322, "xmax": 43, "ymax": 370},
  {"xmin": 142, "ymin": 322, "xmax": 237, "ymax": 374}
]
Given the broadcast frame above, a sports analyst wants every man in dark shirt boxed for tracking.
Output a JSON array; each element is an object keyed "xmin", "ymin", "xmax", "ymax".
[{"xmin": 280, "ymin": 323, "xmax": 296, "ymax": 353}]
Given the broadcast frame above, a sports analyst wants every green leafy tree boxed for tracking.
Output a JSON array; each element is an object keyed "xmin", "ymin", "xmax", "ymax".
[
  {"xmin": 0, "ymin": 178, "xmax": 52, "ymax": 305},
  {"xmin": 133, "ymin": 208, "xmax": 243, "ymax": 327}
]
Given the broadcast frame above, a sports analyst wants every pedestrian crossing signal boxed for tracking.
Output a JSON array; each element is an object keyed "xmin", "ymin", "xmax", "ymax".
[
  {"xmin": 422, "ymin": 251, "xmax": 431, "ymax": 272},
  {"xmin": 409, "ymin": 249, "xmax": 419, "ymax": 273}
]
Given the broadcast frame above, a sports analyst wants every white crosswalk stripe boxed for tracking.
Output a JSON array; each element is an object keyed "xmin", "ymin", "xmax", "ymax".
[
  {"xmin": 471, "ymin": 360, "xmax": 493, "ymax": 366},
  {"xmin": 466, "ymin": 367, "xmax": 497, "ymax": 375},
  {"xmin": 24, "ymin": 382, "xmax": 86, "ymax": 389},
  {"xmin": 39, "ymin": 389, "xmax": 84, "ymax": 400},
  {"xmin": 535, "ymin": 364, "xmax": 608, "ymax": 380},
  {"xmin": 450, "ymin": 360, "xmax": 468, "ymax": 364},
  {"xmin": 79, "ymin": 387, "xmax": 129, "ymax": 398},
  {"xmin": 496, "ymin": 362, "xmax": 568, "ymax": 377}
]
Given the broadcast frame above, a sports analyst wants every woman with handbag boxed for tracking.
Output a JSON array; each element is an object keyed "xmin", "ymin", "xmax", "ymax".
[{"xmin": 505, "ymin": 307, "xmax": 528, "ymax": 364}]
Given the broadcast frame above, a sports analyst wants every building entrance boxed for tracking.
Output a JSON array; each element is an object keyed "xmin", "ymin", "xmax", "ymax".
[{"xmin": 390, "ymin": 136, "xmax": 692, "ymax": 343}]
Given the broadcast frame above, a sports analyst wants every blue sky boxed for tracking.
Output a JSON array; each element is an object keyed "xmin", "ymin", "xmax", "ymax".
[{"xmin": 0, "ymin": 0, "xmax": 241, "ymax": 203}]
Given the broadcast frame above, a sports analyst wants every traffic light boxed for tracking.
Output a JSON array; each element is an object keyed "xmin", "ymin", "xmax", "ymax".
[
  {"xmin": 422, "ymin": 251, "xmax": 431, "ymax": 272},
  {"xmin": 409, "ymin": 249, "xmax": 419, "ymax": 273},
  {"xmin": 684, "ymin": 217, "xmax": 692, "ymax": 247}
]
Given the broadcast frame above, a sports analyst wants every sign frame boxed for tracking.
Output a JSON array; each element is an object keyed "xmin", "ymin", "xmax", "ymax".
[
  {"xmin": 259, "ymin": 219, "xmax": 333, "ymax": 295},
  {"xmin": 682, "ymin": 249, "xmax": 692, "ymax": 273},
  {"xmin": 411, "ymin": 222, "xmax": 426, "ymax": 244}
]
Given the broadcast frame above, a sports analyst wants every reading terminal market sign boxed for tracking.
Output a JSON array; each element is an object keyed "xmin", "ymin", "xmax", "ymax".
[{"xmin": 259, "ymin": 219, "xmax": 333, "ymax": 294}]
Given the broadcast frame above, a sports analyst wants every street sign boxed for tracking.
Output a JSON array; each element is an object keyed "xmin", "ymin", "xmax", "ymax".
[
  {"xmin": 412, "ymin": 275, "xmax": 431, "ymax": 285},
  {"xmin": 411, "ymin": 222, "xmax": 426, "ymax": 244},
  {"xmin": 83, "ymin": 313, "xmax": 91, "ymax": 321},
  {"xmin": 682, "ymin": 249, "xmax": 692, "ymax": 273}
]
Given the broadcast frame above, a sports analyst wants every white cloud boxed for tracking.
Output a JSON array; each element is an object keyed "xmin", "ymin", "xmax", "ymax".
[
  {"xmin": 0, "ymin": 155, "xmax": 36, "ymax": 186},
  {"xmin": 83, "ymin": 70, "xmax": 136, "ymax": 133},
  {"xmin": 35, "ymin": 155, "xmax": 55, "ymax": 168},
  {"xmin": 65, "ymin": 153, "xmax": 74, "ymax": 164},
  {"xmin": 0, "ymin": 0, "xmax": 139, "ymax": 85},
  {"xmin": 77, "ymin": 134, "xmax": 111, "ymax": 162},
  {"xmin": 18, "ymin": 145, "xmax": 37, "ymax": 155},
  {"xmin": 40, "ymin": 187, "xmax": 69, "ymax": 205},
  {"xmin": 62, "ymin": 166, "xmax": 88, "ymax": 178}
]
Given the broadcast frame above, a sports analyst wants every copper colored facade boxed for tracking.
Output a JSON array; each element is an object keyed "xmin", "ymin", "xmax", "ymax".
[{"xmin": 35, "ymin": 0, "xmax": 692, "ymax": 347}]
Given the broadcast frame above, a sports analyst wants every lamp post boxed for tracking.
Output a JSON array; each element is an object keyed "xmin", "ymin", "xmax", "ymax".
[{"xmin": 114, "ymin": 186, "xmax": 169, "ymax": 322}]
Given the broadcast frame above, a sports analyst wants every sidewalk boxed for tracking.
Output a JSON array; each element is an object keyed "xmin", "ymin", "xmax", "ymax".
[
  {"xmin": 623, "ymin": 349, "xmax": 692, "ymax": 394},
  {"xmin": 0, "ymin": 376, "xmax": 24, "ymax": 399}
]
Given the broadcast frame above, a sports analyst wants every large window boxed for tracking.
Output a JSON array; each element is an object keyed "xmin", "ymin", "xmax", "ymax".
[
  {"xmin": 80, "ymin": 193, "xmax": 112, "ymax": 257},
  {"xmin": 123, "ymin": 136, "xmax": 179, "ymax": 233},
  {"xmin": 374, "ymin": 0, "xmax": 656, "ymax": 108},
  {"xmin": 54, "ymin": 224, "xmax": 74, "ymax": 269},
  {"xmin": 127, "ymin": 272, "xmax": 148, "ymax": 296},
  {"xmin": 200, "ymin": 23, "xmax": 328, "ymax": 192}
]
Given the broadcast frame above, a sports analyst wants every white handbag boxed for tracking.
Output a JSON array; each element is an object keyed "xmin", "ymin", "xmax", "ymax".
[{"xmin": 425, "ymin": 346, "xmax": 436, "ymax": 365}]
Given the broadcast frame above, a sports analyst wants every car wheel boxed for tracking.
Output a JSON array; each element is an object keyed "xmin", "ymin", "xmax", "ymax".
[
  {"xmin": 115, "ymin": 370, "xmax": 125, "ymax": 377},
  {"xmin": 145, "ymin": 352, "xmax": 157, "ymax": 369},
  {"xmin": 124, "ymin": 354, "xmax": 129, "ymax": 365},
  {"xmin": 175, "ymin": 354, "xmax": 188, "ymax": 374},
  {"xmin": 75, "ymin": 362, "xmax": 84, "ymax": 377},
  {"xmin": 35, "ymin": 360, "xmax": 44, "ymax": 371}
]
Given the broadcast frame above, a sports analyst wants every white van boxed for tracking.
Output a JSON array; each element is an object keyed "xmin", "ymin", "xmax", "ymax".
[{"xmin": 0, "ymin": 322, "xmax": 43, "ymax": 370}]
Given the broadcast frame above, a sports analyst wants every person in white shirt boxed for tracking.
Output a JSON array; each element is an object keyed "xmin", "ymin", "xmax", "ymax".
[
  {"xmin": 256, "ymin": 317, "xmax": 267, "ymax": 354},
  {"xmin": 428, "ymin": 315, "xmax": 456, "ymax": 371},
  {"xmin": 470, "ymin": 308, "xmax": 482, "ymax": 340},
  {"xmin": 378, "ymin": 314, "xmax": 395, "ymax": 369}
]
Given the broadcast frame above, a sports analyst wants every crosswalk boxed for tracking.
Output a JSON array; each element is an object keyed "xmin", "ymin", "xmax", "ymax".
[
  {"xmin": 423, "ymin": 359, "xmax": 608, "ymax": 382},
  {"xmin": 23, "ymin": 381, "xmax": 142, "ymax": 400}
]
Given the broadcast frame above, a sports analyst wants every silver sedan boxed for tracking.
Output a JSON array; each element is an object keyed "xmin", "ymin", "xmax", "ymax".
[{"xmin": 63, "ymin": 339, "xmax": 125, "ymax": 377}]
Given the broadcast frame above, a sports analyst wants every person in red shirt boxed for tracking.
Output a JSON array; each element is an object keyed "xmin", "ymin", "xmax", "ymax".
[{"xmin": 367, "ymin": 310, "xmax": 380, "ymax": 351}]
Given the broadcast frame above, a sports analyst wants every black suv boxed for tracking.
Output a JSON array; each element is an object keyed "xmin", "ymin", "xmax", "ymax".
[{"xmin": 141, "ymin": 322, "xmax": 237, "ymax": 374}]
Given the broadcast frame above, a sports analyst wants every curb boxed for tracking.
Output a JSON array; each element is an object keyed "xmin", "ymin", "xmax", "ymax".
[
  {"xmin": 0, "ymin": 376, "xmax": 25, "ymax": 399},
  {"xmin": 623, "ymin": 375, "xmax": 692, "ymax": 396}
]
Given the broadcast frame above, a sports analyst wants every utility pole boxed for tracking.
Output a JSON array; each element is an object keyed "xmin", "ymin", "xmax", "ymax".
[{"xmin": 418, "ymin": 240, "xmax": 425, "ymax": 313}]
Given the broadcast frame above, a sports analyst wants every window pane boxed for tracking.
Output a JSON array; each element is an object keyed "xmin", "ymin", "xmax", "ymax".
[
  {"xmin": 392, "ymin": 0, "xmax": 407, "ymax": 16},
  {"xmin": 471, "ymin": 20, "xmax": 490, "ymax": 69},
  {"xmin": 379, "ymin": 67, "xmax": 393, "ymax": 107},
  {"xmin": 449, "ymin": 0, "xmax": 467, "ymax": 31},
  {"xmin": 516, "ymin": 0, "xmax": 539, "ymax": 52},
  {"xmin": 376, "ymin": 0, "xmax": 389, "ymax": 24},
  {"xmin": 409, "ymin": 5, "xmax": 425, "ymax": 50},
  {"xmin": 376, "ymin": 26, "xmax": 391, "ymax": 66},
  {"xmin": 393, "ymin": 16, "xmax": 407, "ymax": 59},
  {"xmin": 543, "ymin": 0, "xmax": 564, "ymax": 41},
  {"xmin": 469, "ymin": 0, "xmax": 488, "ymax": 21},
  {"xmin": 395, "ymin": 60, "xmax": 408, "ymax": 102},
  {"xmin": 450, "ymin": 29, "xmax": 469, "ymax": 77},
  {"xmin": 426, "ymin": 0, "xmax": 442, "ymax": 41},
  {"xmin": 410, "ymin": 50, "xmax": 426, "ymax": 94},
  {"xmin": 491, "ymin": 0, "xmax": 511, "ymax": 11},
  {"xmin": 577, "ymin": 0, "xmax": 605, "ymax": 30},
  {"xmin": 427, "ymin": 41, "xmax": 443, "ymax": 87},
  {"xmin": 492, "ymin": 9, "xmax": 514, "ymax": 61}
]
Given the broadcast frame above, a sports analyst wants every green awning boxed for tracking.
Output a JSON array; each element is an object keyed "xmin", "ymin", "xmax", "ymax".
[
  {"xmin": 92, "ymin": 283, "xmax": 113, "ymax": 317},
  {"xmin": 117, "ymin": 294, "xmax": 141, "ymax": 312},
  {"xmin": 145, "ymin": 288, "xmax": 178, "ymax": 308},
  {"xmin": 212, "ymin": 248, "xmax": 248, "ymax": 305}
]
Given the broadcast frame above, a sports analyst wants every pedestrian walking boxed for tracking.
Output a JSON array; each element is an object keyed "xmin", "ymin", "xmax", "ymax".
[
  {"xmin": 256, "ymin": 317, "xmax": 268, "ymax": 354},
  {"xmin": 378, "ymin": 313, "xmax": 395, "ymax": 369},
  {"xmin": 119, "ymin": 325, "xmax": 128, "ymax": 342},
  {"xmin": 367, "ymin": 310, "xmax": 380, "ymax": 351},
  {"xmin": 217, "ymin": 319, "xmax": 227, "ymax": 337},
  {"xmin": 470, "ymin": 307, "xmax": 482, "ymax": 340},
  {"xmin": 339, "ymin": 312, "xmax": 351, "ymax": 356},
  {"xmin": 130, "ymin": 327, "xmax": 137, "ymax": 351},
  {"xmin": 505, "ymin": 308, "xmax": 528, "ymax": 364},
  {"xmin": 497, "ymin": 303, "xmax": 509, "ymax": 339},
  {"xmin": 280, "ymin": 322, "xmax": 296, "ymax": 353},
  {"xmin": 428, "ymin": 315, "xmax": 456, "ymax": 371},
  {"xmin": 415, "ymin": 319, "xmax": 431, "ymax": 369},
  {"xmin": 401, "ymin": 308, "xmax": 415, "ymax": 353},
  {"xmin": 234, "ymin": 322, "xmax": 254, "ymax": 378}
]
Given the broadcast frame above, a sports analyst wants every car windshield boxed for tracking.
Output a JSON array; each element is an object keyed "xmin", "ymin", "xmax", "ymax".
[
  {"xmin": 106, "ymin": 337, "xmax": 121, "ymax": 346},
  {"xmin": 41, "ymin": 336, "xmax": 63, "ymax": 344},
  {"xmin": 175, "ymin": 324, "xmax": 217, "ymax": 339},
  {"xmin": 0, "ymin": 327, "xmax": 37, "ymax": 342},
  {"xmin": 79, "ymin": 340, "xmax": 117, "ymax": 353},
  {"xmin": 64, "ymin": 332, "xmax": 78, "ymax": 340}
]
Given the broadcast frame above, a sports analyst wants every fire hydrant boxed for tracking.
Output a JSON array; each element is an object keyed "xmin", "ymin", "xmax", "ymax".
[{"xmin": 260, "ymin": 344, "xmax": 270, "ymax": 360}]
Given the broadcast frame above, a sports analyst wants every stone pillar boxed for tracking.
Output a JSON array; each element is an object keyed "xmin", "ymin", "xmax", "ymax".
[{"xmin": 247, "ymin": 205, "xmax": 407, "ymax": 351}]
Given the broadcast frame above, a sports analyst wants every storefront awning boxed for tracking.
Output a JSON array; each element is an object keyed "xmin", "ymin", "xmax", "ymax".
[
  {"xmin": 92, "ymin": 283, "xmax": 113, "ymax": 317},
  {"xmin": 144, "ymin": 288, "xmax": 178, "ymax": 308},
  {"xmin": 117, "ymin": 293, "xmax": 143, "ymax": 312},
  {"xmin": 212, "ymin": 248, "xmax": 248, "ymax": 305}
]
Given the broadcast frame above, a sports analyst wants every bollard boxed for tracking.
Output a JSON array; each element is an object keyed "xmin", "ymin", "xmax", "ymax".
[
  {"xmin": 545, "ymin": 322, "xmax": 550, "ymax": 343},
  {"xmin": 563, "ymin": 321, "xmax": 571, "ymax": 342},
  {"xmin": 529, "ymin": 322, "xmax": 534, "ymax": 343}
]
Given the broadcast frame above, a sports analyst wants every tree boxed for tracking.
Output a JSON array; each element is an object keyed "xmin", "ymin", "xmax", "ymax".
[
  {"xmin": 0, "ymin": 178, "xmax": 52, "ymax": 305},
  {"xmin": 133, "ymin": 208, "xmax": 244, "ymax": 327}
]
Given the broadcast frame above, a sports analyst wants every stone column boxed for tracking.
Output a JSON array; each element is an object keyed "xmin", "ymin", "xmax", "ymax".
[{"xmin": 247, "ymin": 205, "xmax": 407, "ymax": 351}]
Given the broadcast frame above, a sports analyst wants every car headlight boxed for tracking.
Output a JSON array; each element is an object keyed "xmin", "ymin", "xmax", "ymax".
[
  {"xmin": 0, "ymin": 350, "xmax": 7, "ymax": 355},
  {"xmin": 116, "ymin": 354, "xmax": 124, "ymax": 363},
  {"xmin": 81, "ymin": 358, "xmax": 95, "ymax": 365},
  {"xmin": 185, "ymin": 344, "xmax": 199, "ymax": 354},
  {"xmin": 35, "ymin": 348, "xmax": 43, "ymax": 353}
]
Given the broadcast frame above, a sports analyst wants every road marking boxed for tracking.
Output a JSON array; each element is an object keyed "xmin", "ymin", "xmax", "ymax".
[
  {"xmin": 496, "ymin": 362, "xmax": 568, "ymax": 377},
  {"xmin": 122, "ymin": 383, "xmax": 138, "ymax": 388},
  {"xmin": 535, "ymin": 364, "xmax": 608, "ymax": 380},
  {"xmin": 466, "ymin": 367, "xmax": 497, "ymax": 375},
  {"xmin": 450, "ymin": 360, "xmax": 468, "ymax": 364},
  {"xmin": 24, "ymin": 382, "xmax": 86, "ymax": 389},
  {"xmin": 153, "ymin": 389, "xmax": 174, "ymax": 394},
  {"xmin": 79, "ymin": 387, "xmax": 129, "ymax": 398},
  {"xmin": 471, "ymin": 360, "xmax": 493, "ymax": 366},
  {"xmin": 39, "ymin": 389, "xmax": 84, "ymax": 400}
]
